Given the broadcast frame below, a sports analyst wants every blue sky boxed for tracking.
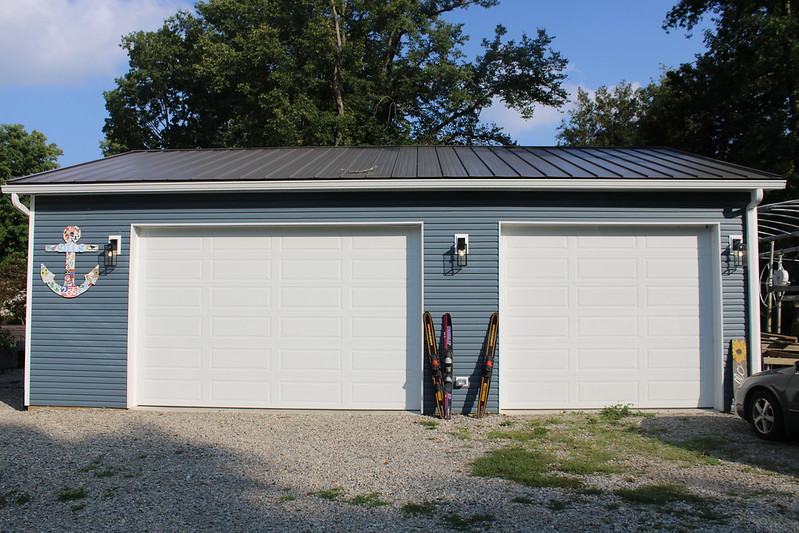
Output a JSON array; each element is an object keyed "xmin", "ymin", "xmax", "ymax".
[{"xmin": 0, "ymin": 0, "xmax": 709, "ymax": 169}]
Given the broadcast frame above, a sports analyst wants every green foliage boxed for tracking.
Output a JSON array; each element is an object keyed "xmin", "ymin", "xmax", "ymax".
[
  {"xmin": 102, "ymin": 0, "xmax": 568, "ymax": 153},
  {"xmin": 556, "ymin": 2, "xmax": 799, "ymax": 194},
  {"xmin": 57, "ymin": 486, "xmax": 88, "ymax": 502},
  {"xmin": 653, "ymin": 1, "xmax": 799, "ymax": 195},
  {"xmin": 556, "ymin": 82, "xmax": 649, "ymax": 146},
  {"xmin": 0, "ymin": 125, "xmax": 61, "ymax": 323},
  {"xmin": 418, "ymin": 420, "xmax": 439, "ymax": 429}
]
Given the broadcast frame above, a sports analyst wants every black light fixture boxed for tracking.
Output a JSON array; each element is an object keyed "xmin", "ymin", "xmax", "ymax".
[
  {"xmin": 104, "ymin": 236, "xmax": 120, "ymax": 268},
  {"xmin": 455, "ymin": 234, "xmax": 469, "ymax": 267},
  {"xmin": 730, "ymin": 235, "xmax": 745, "ymax": 268}
]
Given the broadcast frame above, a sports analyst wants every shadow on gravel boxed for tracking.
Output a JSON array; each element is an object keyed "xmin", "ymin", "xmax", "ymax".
[
  {"xmin": 0, "ymin": 368, "xmax": 24, "ymax": 411},
  {"xmin": 0, "ymin": 418, "xmax": 398, "ymax": 531},
  {"xmin": 640, "ymin": 414, "xmax": 799, "ymax": 478}
]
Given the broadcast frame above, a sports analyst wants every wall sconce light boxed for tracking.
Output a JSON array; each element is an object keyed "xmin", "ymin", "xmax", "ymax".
[
  {"xmin": 729, "ymin": 235, "xmax": 744, "ymax": 268},
  {"xmin": 454, "ymin": 234, "xmax": 469, "ymax": 267},
  {"xmin": 105, "ymin": 235, "xmax": 121, "ymax": 268}
]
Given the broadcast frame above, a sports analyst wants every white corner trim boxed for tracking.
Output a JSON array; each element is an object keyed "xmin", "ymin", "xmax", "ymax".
[
  {"xmin": 1, "ymin": 178, "xmax": 787, "ymax": 195},
  {"xmin": 745, "ymin": 189, "xmax": 764, "ymax": 374},
  {"xmin": 23, "ymin": 197, "xmax": 35, "ymax": 407}
]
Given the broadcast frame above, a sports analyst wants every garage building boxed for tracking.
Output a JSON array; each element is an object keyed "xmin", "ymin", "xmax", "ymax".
[{"xmin": 2, "ymin": 146, "xmax": 784, "ymax": 412}]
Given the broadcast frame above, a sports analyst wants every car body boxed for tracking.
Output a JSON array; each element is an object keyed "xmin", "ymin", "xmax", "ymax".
[{"xmin": 734, "ymin": 361, "xmax": 799, "ymax": 440}]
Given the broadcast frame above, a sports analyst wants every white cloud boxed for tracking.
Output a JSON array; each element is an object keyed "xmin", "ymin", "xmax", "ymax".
[
  {"xmin": 482, "ymin": 79, "xmax": 646, "ymax": 145},
  {"xmin": 0, "ymin": 0, "xmax": 193, "ymax": 87}
]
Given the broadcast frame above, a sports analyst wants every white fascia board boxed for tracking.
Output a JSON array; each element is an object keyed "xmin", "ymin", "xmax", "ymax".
[{"xmin": 0, "ymin": 178, "xmax": 787, "ymax": 195}]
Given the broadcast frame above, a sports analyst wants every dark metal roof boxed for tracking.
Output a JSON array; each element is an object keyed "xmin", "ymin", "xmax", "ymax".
[{"xmin": 8, "ymin": 146, "xmax": 782, "ymax": 185}]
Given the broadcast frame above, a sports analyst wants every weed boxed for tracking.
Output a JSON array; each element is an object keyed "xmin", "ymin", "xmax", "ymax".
[
  {"xmin": 174, "ymin": 449, "xmax": 185, "ymax": 455},
  {"xmin": 0, "ymin": 490, "xmax": 31, "ymax": 507},
  {"xmin": 499, "ymin": 419, "xmax": 515, "ymax": 427},
  {"xmin": 94, "ymin": 467, "xmax": 117, "ymax": 478},
  {"xmin": 441, "ymin": 512, "xmax": 495, "ymax": 531},
  {"xmin": 547, "ymin": 499, "xmax": 569, "ymax": 511},
  {"xmin": 614, "ymin": 484, "xmax": 702, "ymax": 505},
  {"xmin": 310, "ymin": 487, "xmax": 346, "ymax": 501},
  {"xmin": 71, "ymin": 503, "xmax": 87, "ymax": 511},
  {"xmin": 402, "ymin": 501, "xmax": 438, "ymax": 516},
  {"xmin": 600, "ymin": 403, "xmax": 634, "ymax": 422},
  {"xmin": 511, "ymin": 496, "xmax": 534, "ymax": 504},
  {"xmin": 278, "ymin": 495, "xmax": 296, "ymax": 502},
  {"xmin": 348, "ymin": 492, "xmax": 390, "ymax": 508},
  {"xmin": 606, "ymin": 502, "xmax": 621, "ymax": 510},
  {"xmin": 418, "ymin": 420, "xmax": 439, "ymax": 430},
  {"xmin": 57, "ymin": 487, "xmax": 88, "ymax": 502},
  {"xmin": 448, "ymin": 427, "xmax": 472, "ymax": 440}
]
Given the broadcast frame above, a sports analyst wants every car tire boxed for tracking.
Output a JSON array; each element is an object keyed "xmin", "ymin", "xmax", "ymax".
[{"xmin": 748, "ymin": 390, "xmax": 784, "ymax": 440}]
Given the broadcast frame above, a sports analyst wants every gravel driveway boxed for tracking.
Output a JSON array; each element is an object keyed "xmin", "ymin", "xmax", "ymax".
[{"xmin": 1, "ymin": 368, "xmax": 798, "ymax": 532}]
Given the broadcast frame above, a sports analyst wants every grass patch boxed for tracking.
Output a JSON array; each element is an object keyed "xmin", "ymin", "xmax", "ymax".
[
  {"xmin": 348, "ymin": 492, "xmax": 390, "ymax": 508},
  {"xmin": 614, "ymin": 484, "xmax": 702, "ymax": 505},
  {"xmin": 80, "ymin": 456, "xmax": 128, "ymax": 478},
  {"xmin": 278, "ymin": 495, "xmax": 296, "ymax": 502},
  {"xmin": 499, "ymin": 419, "xmax": 515, "ymax": 427},
  {"xmin": 309, "ymin": 487, "xmax": 346, "ymax": 501},
  {"xmin": 402, "ymin": 501, "xmax": 438, "ymax": 516},
  {"xmin": 473, "ymin": 447, "xmax": 582, "ymax": 488},
  {"xmin": 511, "ymin": 496, "xmax": 534, "ymax": 504},
  {"xmin": 57, "ymin": 486, "xmax": 88, "ymax": 502},
  {"xmin": 487, "ymin": 429, "xmax": 547, "ymax": 442},
  {"xmin": 418, "ymin": 420, "xmax": 439, "ymax": 430},
  {"xmin": 441, "ymin": 512, "xmax": 495, "ymax": 531},
  {"xmin": 0, "ymin": 490, "xmax": 31, "ymax": 508}
]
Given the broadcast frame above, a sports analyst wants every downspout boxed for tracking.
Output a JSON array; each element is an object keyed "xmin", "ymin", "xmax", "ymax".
[
  {"xmin": 10, "ymin": 193, "xmax": 30, "ymax": 217},
  {"xmin": 745, "ymin": 189, "xmax": 764, "ymax": 374}
]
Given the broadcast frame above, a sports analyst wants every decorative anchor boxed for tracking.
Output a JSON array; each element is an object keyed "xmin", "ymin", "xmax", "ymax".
[{"xmin": 40, "ymin": 225, "xmax": 100, "ymax": 298}]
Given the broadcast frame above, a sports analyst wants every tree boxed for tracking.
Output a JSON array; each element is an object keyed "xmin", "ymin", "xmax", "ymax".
[
  {"xmin": 555, "ymin": 82, "xmax": 649, "ymax": 146},
  {"xmin": 102, "ymin": 0, "xmax": 568, "ymax": 153},
  {"xmin": 0, "ymin": 124, "xmax": 62, "ymax": 323},
  {"xmin": 650, "ymin": 1, "xmax": 799, "ymax": 193}
]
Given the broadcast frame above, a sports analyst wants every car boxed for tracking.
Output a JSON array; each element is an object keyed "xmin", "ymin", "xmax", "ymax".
[{"xmin": 734, "ymin": 361, "xmax": 799, "ymax": 440}]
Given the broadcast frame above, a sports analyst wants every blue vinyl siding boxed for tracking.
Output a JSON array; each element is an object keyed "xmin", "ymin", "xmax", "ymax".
[{"xmin": 29, "ymin": 191, "xmax": 750, "ymax": 411}]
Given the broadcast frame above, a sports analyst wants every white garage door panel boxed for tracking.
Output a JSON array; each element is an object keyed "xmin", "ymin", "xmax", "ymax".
[
  {"xmin": 501, "ymin": 225, "xmax": 714, "ymax": 410},
  {"xmin": 135, "ymin": 225, "xmax": 421, "ymax": 409}
]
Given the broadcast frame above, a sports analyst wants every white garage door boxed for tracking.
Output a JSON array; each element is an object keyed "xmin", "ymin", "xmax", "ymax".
[
  {"xmin": 500, "ymin": 225, "xmax": 716, "ymax": 410},
  {"xmin": 133, "ymin": 225, "xmax": 421, "ymax": 409}
]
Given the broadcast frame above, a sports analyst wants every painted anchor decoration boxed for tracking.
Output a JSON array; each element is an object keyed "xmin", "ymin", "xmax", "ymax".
[{"xmin": 40, "ymin": 225, "xmax": 100, "ymax": 298}]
